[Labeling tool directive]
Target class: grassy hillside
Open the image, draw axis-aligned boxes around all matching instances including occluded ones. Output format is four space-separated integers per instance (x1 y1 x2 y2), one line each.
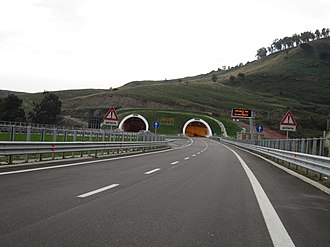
1 38 329 137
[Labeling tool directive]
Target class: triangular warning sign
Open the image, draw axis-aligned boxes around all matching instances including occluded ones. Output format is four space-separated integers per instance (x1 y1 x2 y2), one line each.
103 106 119 121
280 111 297 126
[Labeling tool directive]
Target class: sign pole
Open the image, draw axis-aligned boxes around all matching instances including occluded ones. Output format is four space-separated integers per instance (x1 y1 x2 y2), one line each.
286 131 289 139
249 117 254 142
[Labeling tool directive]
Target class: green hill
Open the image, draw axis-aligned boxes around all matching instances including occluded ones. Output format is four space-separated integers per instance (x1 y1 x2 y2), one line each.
1 38 330 137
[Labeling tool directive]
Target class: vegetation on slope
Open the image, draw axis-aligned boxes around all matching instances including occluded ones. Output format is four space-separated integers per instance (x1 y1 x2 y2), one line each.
1 38 329 138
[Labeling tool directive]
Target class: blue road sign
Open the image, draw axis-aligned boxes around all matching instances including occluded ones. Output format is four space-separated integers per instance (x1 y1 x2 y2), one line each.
153 121 160 129
256 125 264 133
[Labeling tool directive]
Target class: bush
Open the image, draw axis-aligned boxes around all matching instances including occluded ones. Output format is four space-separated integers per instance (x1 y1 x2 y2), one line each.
237 73 245 79
320 52 329 60
300 43 311 50
211 74 218 82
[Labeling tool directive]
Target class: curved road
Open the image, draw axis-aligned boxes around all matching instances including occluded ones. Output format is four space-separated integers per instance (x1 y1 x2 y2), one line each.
0 138 329 246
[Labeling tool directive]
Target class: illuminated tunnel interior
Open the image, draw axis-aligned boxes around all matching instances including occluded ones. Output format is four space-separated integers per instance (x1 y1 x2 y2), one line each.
183 118 213 137
185 122 208 137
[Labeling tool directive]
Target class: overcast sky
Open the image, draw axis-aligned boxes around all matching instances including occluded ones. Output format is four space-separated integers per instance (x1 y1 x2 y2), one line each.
0 0 329 93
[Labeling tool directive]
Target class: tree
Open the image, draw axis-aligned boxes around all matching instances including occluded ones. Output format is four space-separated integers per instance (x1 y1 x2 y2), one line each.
29 92 62 124
0 94 26 122
300 31 315 43
292 34 301 47
315 29 321 39
256 47 267 59
282 36 294 49
272 39 283 51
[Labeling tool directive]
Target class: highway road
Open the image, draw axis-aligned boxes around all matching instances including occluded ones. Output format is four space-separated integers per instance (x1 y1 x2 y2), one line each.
0 138 329 246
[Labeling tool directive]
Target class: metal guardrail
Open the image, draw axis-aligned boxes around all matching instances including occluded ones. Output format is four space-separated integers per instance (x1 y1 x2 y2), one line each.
0 140 168 164
221 139 330 177
0 124 165 142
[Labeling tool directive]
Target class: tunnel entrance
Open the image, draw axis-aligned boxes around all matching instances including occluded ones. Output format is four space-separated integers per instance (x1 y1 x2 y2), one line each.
119 114 149 132
183 118 212 137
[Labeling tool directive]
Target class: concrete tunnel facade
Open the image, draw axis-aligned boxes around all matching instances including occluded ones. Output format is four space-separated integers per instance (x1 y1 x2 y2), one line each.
183 118 213 137
119 114 149 132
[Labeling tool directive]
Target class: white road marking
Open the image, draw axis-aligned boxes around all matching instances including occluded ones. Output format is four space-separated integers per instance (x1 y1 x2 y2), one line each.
197 152 201 155
171 161 179 165
77 184 119 198
234 146 330 196
192 154 196 157
184 157 190 160
145 168 160 175
217 142 295 247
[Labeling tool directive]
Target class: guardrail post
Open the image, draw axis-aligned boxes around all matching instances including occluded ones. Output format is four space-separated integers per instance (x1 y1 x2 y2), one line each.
319 138 324 156
101 130 105 155
306 138 312 154
25 126 32 162
26 126 31 141
39 128 46 161
10 126 15 142
300 139 305 153
312 138 317 155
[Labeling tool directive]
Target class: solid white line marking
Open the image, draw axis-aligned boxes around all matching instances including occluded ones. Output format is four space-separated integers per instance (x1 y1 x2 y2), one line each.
234 146 330 196
77 184 119 198
145 168 160 175
184 157 190 160
218 142 295 247
171 161 179 165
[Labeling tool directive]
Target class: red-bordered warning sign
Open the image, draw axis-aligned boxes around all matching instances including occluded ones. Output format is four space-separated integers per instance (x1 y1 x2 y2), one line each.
103 106 119 126
280 110 297 131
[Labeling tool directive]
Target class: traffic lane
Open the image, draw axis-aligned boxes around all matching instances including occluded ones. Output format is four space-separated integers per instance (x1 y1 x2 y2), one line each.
220 142 330 246
0 138 208 236
0 138 272 247
0 137 205 207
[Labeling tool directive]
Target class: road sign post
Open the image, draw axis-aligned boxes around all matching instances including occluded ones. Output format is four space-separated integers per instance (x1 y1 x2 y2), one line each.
103 106 119 127
231 109 254 141
152 121 160 135
280 110 297 138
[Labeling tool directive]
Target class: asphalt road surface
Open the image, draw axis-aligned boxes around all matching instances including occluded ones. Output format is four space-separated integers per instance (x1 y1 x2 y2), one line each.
0 138 329 247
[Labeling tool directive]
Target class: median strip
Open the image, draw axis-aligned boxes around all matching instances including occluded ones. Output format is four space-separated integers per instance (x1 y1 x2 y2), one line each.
77 184 119 198
145 168 160 175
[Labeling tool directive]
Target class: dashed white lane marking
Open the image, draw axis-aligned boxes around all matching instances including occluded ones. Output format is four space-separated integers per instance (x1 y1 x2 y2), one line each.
197 152 201 155
184 157 190 160
217 141 295 247
192 154 196 157
145 168 160 175
77 184 119 198
171 161 179 165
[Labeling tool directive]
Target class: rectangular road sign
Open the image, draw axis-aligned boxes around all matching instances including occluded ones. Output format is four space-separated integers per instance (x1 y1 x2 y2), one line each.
280 125 296 131
231 109 252 118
